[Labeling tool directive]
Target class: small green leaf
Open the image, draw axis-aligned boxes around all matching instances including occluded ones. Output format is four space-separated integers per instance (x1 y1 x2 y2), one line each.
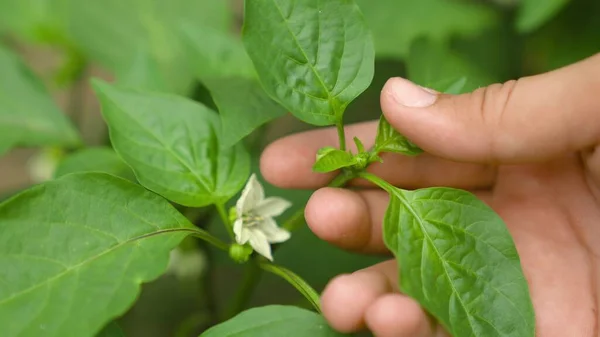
374 116 423 156
242 0 375 125
356 0 497 59
200 305 346 337
363 173 535 337
407 39 495 93
353 137 365 153
0 45 80 156
93 80 250 207
517 0 570 33
54 147 136 182
203 78 286 148
96 322 125 337
0 173 202 337
312 147 356 173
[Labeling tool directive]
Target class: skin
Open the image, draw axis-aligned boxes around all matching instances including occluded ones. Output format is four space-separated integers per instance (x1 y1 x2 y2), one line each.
260 53 600 336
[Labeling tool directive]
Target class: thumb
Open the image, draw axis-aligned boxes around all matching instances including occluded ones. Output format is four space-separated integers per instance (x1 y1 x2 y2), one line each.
380 53 600 164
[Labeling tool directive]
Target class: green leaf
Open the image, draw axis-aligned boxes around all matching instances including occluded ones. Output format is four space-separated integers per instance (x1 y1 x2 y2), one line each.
96 322 125 337
363 173 535 337
200 305 346 337
259 263 321 313
93 80 250 207
374 116 423 156
0 173 201 337
312 147 356 173
67 0 232 93
116 48 169 92
0 45 80 156
0 0 70 44
54 147 136 182
517 0 570 33
203 78 287 148
407 39 495 93
356 0 497 59
523 1 600 73
242 0 375 126
180 22 256 80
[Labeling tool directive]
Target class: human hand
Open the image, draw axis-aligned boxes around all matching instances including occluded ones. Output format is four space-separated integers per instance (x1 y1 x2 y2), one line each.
260 54 600 336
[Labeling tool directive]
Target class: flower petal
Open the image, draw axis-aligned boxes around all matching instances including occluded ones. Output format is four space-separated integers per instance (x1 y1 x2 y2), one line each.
258 218 291 244
248 229 273 261
236 174 264 215
254 197 292 218
233 218 247 244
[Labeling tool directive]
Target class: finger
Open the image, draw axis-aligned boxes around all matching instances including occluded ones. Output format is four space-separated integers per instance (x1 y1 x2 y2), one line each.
305 188 389 254
260 122 495 190
365 294 433 337
305 187 493 254
321 261 400 332
381 53 600 164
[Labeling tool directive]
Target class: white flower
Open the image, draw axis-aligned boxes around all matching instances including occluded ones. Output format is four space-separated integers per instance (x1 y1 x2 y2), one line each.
233 174 292 261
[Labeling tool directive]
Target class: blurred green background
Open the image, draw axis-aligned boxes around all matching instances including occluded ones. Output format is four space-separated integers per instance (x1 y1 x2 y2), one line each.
0 0 598 336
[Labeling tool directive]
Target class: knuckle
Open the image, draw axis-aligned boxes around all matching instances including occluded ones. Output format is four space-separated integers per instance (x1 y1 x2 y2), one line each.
469 80 520 162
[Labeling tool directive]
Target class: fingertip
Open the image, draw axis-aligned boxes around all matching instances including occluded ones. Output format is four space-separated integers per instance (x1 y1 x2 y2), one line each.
321 272 391 333
365 294 431 337
305 188 371 250
259 134 333 188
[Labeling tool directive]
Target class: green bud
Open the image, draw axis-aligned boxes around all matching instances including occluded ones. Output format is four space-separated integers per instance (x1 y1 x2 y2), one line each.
229 207 238 224
229 243 253 264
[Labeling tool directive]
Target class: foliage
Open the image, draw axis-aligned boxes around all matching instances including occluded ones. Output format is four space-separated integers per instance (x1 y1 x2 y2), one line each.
0 0 596 336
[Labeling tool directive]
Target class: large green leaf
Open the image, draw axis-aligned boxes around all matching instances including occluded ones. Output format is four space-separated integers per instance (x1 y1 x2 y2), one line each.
407 39 496 92
201 306 346 337
116 48 169 92
523 0 600 73
54 147 136 182
180 22 256 80
0 45 80 156
180 24 286 147
96 322 125 337
93 80 250 207
517 0 570 33
67 0 232 93
242 0 375 125
0 0 70 43
367 174 535 337
204 78 286 148
0 173 200 337
356 0 497 59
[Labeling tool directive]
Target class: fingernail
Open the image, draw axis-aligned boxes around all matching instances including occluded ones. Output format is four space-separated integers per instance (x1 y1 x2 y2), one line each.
388 78 437 108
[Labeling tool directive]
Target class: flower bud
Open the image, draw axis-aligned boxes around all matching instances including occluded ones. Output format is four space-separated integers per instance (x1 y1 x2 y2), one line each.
229 243 253 263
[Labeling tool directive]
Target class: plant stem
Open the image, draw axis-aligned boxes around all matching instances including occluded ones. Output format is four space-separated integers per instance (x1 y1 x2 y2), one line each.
259 262 321 313
222 261 262 320
216 203 234 239
188 230 229 251
336 121 346 151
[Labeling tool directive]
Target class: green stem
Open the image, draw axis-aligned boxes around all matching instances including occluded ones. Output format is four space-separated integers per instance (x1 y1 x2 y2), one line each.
259 262 322 313
188 229 229 251
216 203 234 239
358 172 396 194
223 261 262 320
336 121 346 151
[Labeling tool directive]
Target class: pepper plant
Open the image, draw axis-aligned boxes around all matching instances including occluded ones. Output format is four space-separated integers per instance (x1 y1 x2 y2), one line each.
2 0 596 336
